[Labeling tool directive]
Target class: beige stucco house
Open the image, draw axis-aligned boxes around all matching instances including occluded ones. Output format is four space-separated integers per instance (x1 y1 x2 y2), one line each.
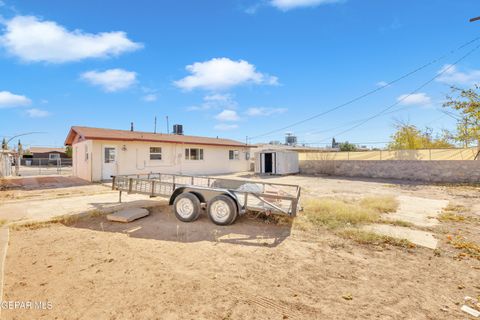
65 126 252 182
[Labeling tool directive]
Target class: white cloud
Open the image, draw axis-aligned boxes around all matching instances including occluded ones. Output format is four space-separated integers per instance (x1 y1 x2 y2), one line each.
214 123 239 131
271 0 342 11
376 81 390 87
436 64 480 86
81 69 137 92
26 108 49 118
142 94 157 102
397 93 432 106
174 57 278 91
0 15 142 63
0 91 31 108
215 109 240 122
246 107 287 116
188 94 237 111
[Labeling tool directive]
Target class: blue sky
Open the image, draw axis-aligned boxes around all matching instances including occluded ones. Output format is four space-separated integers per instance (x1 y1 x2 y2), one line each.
0 0 479 148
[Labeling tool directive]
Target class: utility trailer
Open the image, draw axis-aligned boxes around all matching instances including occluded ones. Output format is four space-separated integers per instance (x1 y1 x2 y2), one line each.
112 173 301 225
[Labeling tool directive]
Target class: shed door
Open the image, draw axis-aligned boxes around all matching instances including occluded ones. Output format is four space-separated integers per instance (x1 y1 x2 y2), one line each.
102 146 117 180
264 152 275 174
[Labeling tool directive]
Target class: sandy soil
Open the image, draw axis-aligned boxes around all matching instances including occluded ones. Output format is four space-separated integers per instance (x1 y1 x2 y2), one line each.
1 174 480 319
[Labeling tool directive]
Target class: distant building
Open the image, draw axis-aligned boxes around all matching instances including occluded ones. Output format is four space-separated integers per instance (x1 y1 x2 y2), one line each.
26 147 68 160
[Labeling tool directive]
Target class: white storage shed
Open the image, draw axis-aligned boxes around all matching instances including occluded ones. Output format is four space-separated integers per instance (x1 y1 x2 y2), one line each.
254 150 299 175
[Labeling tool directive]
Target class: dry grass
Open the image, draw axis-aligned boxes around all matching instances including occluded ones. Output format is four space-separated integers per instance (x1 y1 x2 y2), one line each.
447 235 480 260
300 195 415 248
303 198 380 229
360 195 399 213
438 203 477 223
379 219 414 228
338 228 415 248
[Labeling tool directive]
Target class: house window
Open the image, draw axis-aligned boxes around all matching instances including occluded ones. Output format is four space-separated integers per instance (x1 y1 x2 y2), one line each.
104 148 116 163
245 152 250 160
49 153 60 160
229 150 239 160
150 147 162 160
185 148 203 160
85 145 89 161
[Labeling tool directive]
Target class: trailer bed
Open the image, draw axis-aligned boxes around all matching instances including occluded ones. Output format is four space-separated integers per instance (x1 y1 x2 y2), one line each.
112 173 301 216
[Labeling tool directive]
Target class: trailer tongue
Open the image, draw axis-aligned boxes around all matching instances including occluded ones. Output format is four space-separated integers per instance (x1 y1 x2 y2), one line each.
112 173 301 225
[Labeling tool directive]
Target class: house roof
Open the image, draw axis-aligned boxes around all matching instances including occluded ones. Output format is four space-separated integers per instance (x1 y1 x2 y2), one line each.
29 147 66 154
65 126 253 148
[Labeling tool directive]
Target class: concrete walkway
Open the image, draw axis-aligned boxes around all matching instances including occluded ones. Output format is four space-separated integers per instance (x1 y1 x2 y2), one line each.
383 195 448 227
363 195 448 249
363 224 438 249
0 192 165 224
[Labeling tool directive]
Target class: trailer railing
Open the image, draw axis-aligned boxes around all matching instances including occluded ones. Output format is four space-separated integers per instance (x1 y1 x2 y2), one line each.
112 173 301 216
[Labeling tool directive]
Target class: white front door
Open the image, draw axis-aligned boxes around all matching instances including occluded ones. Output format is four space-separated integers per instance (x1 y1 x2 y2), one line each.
102 146 117 180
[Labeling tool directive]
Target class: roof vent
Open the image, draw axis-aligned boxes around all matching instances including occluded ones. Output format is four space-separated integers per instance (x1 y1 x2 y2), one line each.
173 124 183 135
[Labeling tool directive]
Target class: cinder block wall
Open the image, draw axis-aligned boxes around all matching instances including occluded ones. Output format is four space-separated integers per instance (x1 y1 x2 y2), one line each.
299 160 480 183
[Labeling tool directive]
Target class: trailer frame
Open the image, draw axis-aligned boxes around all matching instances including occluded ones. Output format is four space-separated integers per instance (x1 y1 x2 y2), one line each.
111 173 301 223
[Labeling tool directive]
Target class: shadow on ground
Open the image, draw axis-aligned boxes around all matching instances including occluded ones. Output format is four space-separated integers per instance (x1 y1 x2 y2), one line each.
66 204 293 248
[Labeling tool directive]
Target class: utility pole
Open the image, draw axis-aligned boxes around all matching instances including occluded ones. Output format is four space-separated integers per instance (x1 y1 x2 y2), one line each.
166 116 170 134
154 116 157 133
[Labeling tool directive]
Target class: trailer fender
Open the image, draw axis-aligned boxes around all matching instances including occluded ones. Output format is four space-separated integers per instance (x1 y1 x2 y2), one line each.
169 188 206 205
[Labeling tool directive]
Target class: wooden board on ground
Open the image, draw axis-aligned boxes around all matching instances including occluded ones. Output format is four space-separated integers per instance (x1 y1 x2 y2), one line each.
107 208 150 223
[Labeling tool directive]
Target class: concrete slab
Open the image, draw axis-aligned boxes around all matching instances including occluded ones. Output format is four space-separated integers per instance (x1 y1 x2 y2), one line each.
363 224 438 249
107 208 150 223
384 195 448 227
0 192 162 224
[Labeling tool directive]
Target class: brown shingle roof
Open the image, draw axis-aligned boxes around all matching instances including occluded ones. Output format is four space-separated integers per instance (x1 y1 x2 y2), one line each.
65 126 252 148
29 147 66 154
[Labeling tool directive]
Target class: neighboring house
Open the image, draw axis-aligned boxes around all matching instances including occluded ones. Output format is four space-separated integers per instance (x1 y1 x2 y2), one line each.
27 147 68 160
65 126 252 181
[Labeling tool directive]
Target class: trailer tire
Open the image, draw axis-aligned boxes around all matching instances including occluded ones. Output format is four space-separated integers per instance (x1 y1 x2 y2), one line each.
207 195 238 225
173 193 201 222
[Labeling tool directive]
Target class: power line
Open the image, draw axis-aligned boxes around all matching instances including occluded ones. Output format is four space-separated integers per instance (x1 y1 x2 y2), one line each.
324 43 480 141
248 35 480 141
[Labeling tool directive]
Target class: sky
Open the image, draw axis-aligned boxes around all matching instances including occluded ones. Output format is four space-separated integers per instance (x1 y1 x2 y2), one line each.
0 0 479 149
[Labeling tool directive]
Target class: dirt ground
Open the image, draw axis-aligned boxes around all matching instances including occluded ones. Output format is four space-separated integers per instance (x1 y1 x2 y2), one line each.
1 174 480 319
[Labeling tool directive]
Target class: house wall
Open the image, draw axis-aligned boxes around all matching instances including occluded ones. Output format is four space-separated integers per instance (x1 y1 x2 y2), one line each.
75 140 250 181
72 140 92 181
299 160 480 183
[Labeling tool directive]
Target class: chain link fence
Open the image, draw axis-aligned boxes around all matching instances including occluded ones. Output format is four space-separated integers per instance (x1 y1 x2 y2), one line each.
17 158 73 176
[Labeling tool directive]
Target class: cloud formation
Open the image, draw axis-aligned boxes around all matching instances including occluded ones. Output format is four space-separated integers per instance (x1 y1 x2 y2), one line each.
174 58 278 91
81 69 137 92
271 0 342 11
187 94 237 111
0 91 31 108
0 15 142 63
215 109 240 122
397 92 431 106
436 64 480 86
26 108 49 118
142 94 158 102
245 107 287 116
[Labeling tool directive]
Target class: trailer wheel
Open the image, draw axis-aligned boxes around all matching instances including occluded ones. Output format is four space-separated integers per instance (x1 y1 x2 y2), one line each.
207 195 238 225
173 193 201 222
